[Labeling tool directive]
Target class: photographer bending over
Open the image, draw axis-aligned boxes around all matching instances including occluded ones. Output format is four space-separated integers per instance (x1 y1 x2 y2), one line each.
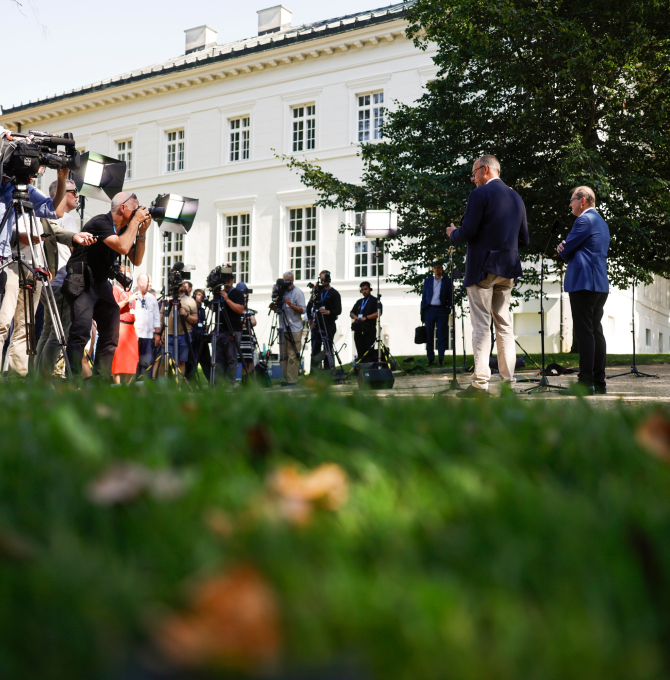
65 191 151 379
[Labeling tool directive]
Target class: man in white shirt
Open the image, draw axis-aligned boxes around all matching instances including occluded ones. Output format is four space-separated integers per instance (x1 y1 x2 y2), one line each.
134 272 161 377
35 179 88 378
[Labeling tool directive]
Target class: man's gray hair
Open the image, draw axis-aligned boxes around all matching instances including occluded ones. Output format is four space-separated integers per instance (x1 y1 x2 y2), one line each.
476 155 501 175
572 185 596 208
283 271 295 279
111 191 138 214
48 178 75 199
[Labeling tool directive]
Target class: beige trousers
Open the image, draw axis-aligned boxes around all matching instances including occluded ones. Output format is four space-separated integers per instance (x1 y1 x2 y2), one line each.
0 262 43 376
280 330 302 384
466 273 516 390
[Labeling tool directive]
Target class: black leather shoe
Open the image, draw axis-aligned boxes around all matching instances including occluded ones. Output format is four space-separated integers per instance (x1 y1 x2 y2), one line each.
438 359 444 367
574 381 595 395
427 359 436 367
594 382 607 395
456 386 490 399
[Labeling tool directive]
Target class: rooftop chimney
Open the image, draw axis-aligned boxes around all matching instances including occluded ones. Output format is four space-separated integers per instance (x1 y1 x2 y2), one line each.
257 5 292 36
184 25 218 54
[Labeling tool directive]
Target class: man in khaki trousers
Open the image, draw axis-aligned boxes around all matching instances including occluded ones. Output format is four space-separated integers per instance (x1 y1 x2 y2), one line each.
447 155 529 396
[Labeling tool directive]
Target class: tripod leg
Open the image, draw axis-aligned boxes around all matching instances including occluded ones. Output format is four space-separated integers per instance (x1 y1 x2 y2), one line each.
41 280 72 379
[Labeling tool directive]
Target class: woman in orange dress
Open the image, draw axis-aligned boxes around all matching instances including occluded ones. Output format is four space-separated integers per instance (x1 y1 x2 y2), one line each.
111 268 139 384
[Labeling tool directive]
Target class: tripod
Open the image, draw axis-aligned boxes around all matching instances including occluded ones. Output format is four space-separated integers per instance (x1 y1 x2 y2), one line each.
211 286 253 386
607 279 659 380
0 181 72 378
439 247 464 393
522 227 567 394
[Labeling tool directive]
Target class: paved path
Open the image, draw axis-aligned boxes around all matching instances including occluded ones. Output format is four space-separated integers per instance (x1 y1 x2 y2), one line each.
322 363 670 403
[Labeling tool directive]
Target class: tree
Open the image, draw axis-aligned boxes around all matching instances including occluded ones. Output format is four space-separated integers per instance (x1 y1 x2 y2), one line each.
284 0 670 294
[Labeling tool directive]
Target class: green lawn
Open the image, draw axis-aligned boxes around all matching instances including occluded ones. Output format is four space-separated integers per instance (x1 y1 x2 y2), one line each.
2 382 670 679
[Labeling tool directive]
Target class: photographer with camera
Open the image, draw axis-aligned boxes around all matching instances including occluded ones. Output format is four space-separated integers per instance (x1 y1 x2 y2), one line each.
350 281 379 363
164 277 198 379
0 166 70 377
35 179 96 379
64 191 151 379
187 288 212 380
269 271 305 385
306 270 341 370
215 271 245 385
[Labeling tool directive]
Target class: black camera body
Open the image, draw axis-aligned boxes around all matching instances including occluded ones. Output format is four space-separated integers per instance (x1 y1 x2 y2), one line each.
109 263 132 291
206 264 234 291
168 262 193 296
1 130 80 184
271 278 291 306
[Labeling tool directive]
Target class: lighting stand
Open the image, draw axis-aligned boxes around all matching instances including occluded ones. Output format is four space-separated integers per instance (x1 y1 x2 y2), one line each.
606 280 659 379
439 246 464 393
0 183 72 379
522 231 567 394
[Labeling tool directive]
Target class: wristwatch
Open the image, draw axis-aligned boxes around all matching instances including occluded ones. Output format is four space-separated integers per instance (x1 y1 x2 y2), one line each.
137 235 146 242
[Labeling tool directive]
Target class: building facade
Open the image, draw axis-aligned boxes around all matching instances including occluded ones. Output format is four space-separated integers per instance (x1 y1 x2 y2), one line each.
2 3 668 364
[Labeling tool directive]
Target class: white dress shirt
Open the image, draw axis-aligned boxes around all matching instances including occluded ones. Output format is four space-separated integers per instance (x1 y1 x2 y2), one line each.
134 291 160 339
430 277 443 306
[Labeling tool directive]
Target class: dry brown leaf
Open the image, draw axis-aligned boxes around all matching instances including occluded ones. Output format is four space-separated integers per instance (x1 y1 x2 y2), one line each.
636 412 670 462
154 565 281 671
204 509 235 538
268 463 349 525
86 463 185 506
246 424 273 460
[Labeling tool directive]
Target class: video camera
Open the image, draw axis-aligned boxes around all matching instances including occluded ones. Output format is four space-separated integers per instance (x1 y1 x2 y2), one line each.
206 264 234 292
168 261 195 296
0 130 80 184
271 278 291 306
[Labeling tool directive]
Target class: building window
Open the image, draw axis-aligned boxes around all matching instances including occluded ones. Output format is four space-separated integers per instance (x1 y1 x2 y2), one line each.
229 117 250 162
660 332 664 353
225 214 250 283
162 232 184 271
646 328 651 346
289 207 316 281
358 92 384 142
292 105 316 152
166 130 185 172
117 139 132 180
352 212 384 278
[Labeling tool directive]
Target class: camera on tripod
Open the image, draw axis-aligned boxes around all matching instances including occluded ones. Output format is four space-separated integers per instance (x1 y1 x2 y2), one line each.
271 278 291 306
0 130 80 183
206 264 234 292
168 261 195 295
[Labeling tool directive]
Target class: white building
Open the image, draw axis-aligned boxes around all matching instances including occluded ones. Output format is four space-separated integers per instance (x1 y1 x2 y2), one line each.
2 2 668 363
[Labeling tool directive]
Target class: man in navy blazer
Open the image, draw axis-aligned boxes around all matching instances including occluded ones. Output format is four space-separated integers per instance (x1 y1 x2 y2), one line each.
558 186 610 394
446 155 529 396
420 264 452 366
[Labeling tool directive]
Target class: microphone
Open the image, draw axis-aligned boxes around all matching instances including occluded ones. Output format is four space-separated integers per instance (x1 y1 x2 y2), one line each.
551 219 560 234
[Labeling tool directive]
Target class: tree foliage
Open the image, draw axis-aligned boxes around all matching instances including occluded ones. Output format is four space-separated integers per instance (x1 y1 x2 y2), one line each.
285 0 670 293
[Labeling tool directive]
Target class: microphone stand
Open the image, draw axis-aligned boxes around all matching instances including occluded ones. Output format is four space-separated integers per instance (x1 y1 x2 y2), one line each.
439 246 464 393
522 225 567 394
605 278 659 380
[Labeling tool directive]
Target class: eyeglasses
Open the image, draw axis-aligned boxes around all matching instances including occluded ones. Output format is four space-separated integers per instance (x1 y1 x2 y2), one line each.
66 189 79 195
122 192 137 206
470 165 485 178
569 197 582 204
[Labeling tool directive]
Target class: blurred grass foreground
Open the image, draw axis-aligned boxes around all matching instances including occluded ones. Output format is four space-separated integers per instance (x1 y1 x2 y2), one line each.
2 382 670 680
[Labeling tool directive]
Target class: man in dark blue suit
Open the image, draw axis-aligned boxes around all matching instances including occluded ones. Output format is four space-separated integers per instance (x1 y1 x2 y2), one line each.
420 264 452 366
558 186 610 394
447 155 529 396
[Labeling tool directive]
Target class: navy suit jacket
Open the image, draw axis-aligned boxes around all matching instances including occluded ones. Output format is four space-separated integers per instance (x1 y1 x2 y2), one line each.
449 179 529 287
421 276 452 312
559 209 610 293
